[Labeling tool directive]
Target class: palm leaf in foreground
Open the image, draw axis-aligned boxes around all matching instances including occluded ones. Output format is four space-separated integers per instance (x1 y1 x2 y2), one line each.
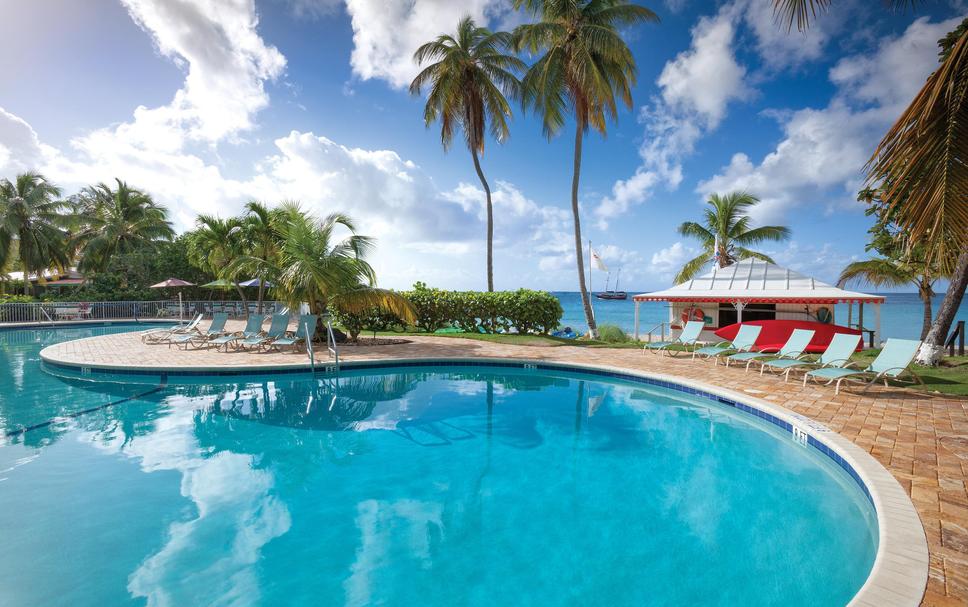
866 25 968 362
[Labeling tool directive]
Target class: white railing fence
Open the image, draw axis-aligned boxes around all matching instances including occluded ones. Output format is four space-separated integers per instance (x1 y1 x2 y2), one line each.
0 300 284 324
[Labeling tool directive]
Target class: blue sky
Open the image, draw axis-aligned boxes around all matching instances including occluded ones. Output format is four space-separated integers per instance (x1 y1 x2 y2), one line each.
0 0 965 291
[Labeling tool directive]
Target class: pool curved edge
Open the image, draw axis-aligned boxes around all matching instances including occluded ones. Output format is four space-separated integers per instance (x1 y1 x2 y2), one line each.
38 352 928 607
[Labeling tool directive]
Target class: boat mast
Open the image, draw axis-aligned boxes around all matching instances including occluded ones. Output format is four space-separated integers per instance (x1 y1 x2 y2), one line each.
615 268 621 291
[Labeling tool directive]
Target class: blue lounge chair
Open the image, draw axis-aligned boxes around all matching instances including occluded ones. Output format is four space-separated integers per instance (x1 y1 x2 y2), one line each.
209 314 266 351
269 314 318 352
803 338 923 395
141 313 203 344
759 333 862 382
726 328 815 371
692 324 762 363
643 321 705 356
170 312 230 349
238 313 290 350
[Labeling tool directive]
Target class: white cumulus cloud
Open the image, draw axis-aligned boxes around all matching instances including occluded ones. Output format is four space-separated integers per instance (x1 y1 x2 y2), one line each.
344 0 508 89
698 15 964 225
595 2 749 228
650 241 699 281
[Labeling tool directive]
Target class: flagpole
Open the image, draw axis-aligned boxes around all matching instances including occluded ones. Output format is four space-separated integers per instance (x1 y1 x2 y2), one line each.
588 239 592 293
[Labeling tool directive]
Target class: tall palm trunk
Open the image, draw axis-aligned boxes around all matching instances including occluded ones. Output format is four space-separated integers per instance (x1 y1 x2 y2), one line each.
918 283 933 341
917 249 968 365
571 123 597 339
257 281 265 315
234 284 249 319
470 147 494 292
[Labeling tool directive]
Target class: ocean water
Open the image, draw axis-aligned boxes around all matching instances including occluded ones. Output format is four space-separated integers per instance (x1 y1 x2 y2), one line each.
0 324 876 606
553 291 968 340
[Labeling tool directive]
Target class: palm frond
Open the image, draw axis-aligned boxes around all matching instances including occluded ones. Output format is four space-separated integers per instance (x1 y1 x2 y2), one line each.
837 258 916 288
673 252 712 284
866 27 968 274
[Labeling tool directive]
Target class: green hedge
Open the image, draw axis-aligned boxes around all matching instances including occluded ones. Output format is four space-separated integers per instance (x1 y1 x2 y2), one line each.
331 283 563 339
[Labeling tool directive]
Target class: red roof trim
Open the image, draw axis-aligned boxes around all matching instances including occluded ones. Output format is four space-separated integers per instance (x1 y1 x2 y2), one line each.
632 296 885 304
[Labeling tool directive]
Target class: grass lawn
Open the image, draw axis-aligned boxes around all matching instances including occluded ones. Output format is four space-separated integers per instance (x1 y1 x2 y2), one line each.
370 330 642 348
366 329 968 396
849 349 968 397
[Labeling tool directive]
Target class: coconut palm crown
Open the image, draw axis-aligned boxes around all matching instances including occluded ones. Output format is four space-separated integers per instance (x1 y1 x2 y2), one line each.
73 178 174 274
513 0 659 338
270 208 416 332
674 192 791 284
0 171 72 295
410 17 524 292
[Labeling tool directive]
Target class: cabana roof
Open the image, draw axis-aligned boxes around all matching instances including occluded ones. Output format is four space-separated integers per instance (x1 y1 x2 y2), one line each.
634 258 884 305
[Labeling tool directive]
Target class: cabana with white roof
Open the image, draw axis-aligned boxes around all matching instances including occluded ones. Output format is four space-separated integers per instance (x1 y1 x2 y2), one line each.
633 259 885 346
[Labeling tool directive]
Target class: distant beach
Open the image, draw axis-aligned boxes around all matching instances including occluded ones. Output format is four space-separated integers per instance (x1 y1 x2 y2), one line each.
552 291 968 341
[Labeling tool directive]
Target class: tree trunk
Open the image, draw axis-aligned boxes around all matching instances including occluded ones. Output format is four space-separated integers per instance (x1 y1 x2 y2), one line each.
470 147 494 292
235 284 249 319
571 123 597 339
918 283 933 341
257 280 265 315
916 248 968 365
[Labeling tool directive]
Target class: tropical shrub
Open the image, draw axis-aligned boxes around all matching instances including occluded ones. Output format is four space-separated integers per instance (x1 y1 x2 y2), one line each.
0 294 33 304
596 324 630 344
371 284 562 334
330 307 407 340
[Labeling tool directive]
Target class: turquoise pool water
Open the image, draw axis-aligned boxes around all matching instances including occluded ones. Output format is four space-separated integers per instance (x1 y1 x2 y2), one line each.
1 325 877 606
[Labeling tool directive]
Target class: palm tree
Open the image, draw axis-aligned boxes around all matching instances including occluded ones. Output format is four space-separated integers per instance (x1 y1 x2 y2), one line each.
772 5 968 364
839 260 938 340
868 20 968 363
186 215 249 310
272 208 415 336
238 201 280 314
673 192 791 284
513 0 659 338
73 178 174 275
0 172 71 296
410 17 524 292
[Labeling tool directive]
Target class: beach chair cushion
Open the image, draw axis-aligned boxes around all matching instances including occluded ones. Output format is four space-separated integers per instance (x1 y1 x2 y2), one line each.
728 329 815 364
763 333 862 372
203 313 229 336
644 321 705 350
761 358 810 370
805 339 922 384
209 334 239 347
271 314 317 349
805 367 859 382
696 324 761 357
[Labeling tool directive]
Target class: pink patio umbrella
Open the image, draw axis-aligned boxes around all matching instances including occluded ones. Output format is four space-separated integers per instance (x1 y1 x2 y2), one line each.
150 278 195 320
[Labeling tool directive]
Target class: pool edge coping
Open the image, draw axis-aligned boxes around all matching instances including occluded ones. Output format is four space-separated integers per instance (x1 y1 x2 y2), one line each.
38 348 928 606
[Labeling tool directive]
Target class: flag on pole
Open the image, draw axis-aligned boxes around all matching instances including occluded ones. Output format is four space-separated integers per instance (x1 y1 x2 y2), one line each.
591 248 608 271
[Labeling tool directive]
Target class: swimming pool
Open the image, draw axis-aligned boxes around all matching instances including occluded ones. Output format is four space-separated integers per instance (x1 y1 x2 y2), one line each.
2 325 881 606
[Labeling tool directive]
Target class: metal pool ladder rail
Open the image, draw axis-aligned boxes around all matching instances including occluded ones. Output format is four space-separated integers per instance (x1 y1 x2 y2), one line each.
326 320 340 375
305 322 317 377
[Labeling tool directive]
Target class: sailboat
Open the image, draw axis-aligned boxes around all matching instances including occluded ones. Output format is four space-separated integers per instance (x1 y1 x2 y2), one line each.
588 244 627 301
595 267 628 300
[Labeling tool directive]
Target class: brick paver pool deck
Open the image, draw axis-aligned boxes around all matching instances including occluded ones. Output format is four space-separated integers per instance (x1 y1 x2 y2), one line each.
40 326 968 606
